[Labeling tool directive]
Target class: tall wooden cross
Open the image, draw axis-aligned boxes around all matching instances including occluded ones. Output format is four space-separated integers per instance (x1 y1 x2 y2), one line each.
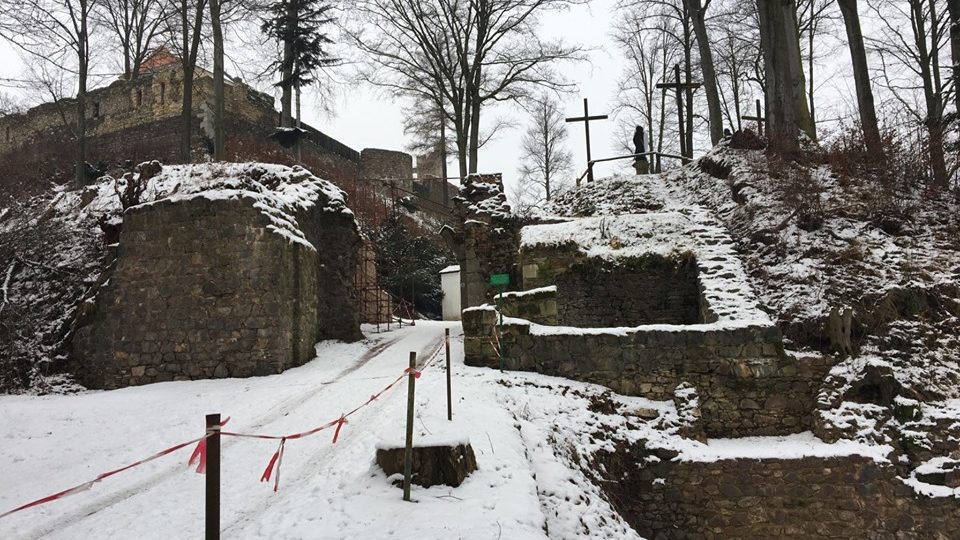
565 98 608 184
742 98 766 136
656 64 701 163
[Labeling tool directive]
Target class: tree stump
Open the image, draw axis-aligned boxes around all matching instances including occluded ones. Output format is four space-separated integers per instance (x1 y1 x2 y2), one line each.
376 442 478 488
827 305 854 357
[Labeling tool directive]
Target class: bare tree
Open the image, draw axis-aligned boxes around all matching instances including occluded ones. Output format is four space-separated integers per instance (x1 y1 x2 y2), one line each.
98 0 165 79
837 0 881 155
612 7 682 171
210 0 224 159
797 0 838 139
867 0 953 187
757 0 814 152
349 0 583 178
682 0 723 145
517 95 572 202
949 0 960 112
164 0 206 161
618 0 696 157
0 0 98 183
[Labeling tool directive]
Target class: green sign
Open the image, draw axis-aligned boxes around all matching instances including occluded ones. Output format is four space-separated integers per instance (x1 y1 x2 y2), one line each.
489 273 510 286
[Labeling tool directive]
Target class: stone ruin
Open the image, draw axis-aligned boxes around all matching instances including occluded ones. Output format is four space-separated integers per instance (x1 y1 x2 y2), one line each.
455 174 960 537
71 163 361 389
461 203 833 437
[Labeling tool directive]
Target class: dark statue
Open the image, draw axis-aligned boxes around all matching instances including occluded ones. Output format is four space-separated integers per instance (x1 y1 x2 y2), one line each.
632 125 649 175
633 125 646 156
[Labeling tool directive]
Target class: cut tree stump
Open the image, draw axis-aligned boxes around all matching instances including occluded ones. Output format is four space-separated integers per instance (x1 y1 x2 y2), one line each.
376 442 478 488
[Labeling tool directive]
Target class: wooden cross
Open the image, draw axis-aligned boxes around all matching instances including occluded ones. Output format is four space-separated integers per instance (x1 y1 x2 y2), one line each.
656 64 700 162
742 98 765 136
565 98 608 184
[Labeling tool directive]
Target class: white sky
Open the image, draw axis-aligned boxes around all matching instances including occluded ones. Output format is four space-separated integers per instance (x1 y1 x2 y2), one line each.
0 0 863 198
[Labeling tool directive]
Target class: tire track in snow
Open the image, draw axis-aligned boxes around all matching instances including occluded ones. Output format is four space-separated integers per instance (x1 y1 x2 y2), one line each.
17 333 406 539
218 333 445 537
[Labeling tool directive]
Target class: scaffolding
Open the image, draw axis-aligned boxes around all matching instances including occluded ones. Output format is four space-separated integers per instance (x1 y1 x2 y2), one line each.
354 240 394 332
342 174 460 331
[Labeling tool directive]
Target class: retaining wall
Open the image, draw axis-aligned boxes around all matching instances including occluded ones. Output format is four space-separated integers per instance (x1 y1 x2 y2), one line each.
596 450 959 539
464 306 833 436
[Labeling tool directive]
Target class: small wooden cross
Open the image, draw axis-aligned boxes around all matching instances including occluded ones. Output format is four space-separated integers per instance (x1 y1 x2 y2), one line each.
742 98 765 136
565 98 608 184
656 64 701 162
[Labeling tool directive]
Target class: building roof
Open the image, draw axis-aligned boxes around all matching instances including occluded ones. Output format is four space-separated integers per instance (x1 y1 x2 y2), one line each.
141 47 178 72
440 265 461 275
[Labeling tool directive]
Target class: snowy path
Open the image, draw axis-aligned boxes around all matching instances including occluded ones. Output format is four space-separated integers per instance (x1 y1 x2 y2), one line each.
0 322 556 539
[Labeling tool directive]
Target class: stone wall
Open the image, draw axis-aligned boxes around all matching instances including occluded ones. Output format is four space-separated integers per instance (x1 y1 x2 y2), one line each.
0 63 398 199
496 286 558 325
464 306 832 436
72 186 361 389
360 148 414 181
452 174 521 309
521 246 703 327
595 450 959 539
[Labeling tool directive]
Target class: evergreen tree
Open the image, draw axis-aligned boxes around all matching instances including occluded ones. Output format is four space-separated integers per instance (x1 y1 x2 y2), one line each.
370 215 454 318
261 0 338 127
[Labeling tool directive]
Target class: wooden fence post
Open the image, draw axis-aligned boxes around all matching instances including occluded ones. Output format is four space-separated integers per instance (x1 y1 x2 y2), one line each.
445 328 452 421
205 413 221 540
403 351 417 501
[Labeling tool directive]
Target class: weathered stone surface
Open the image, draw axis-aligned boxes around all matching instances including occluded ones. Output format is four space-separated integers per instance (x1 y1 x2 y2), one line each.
376 443 478 488
593 451 960 540
523 251 702 327
72 169 361 389
463 306 831 437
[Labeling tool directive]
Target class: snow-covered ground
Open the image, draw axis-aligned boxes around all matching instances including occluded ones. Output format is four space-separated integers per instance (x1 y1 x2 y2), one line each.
0 322 648 539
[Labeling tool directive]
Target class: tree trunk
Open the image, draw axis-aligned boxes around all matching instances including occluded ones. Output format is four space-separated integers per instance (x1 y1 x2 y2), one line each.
685 0 724 145
76 54 87 184
756 0 814 152
211 0 225 161
468 93 481 174
280 0 296 127
683 14 694 157
75 3 88 184
949 0 960 113
913 0 948 187
837 0 882 156
807 25 817 140
181 68 194 161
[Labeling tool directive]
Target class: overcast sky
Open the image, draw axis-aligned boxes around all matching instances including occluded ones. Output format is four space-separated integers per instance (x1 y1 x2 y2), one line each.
0 0 859 199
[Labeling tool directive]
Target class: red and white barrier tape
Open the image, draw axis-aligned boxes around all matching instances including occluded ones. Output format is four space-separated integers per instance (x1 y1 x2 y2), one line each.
0 335 450 519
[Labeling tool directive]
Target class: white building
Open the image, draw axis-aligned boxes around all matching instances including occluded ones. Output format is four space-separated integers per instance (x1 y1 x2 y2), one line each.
439 265 461 321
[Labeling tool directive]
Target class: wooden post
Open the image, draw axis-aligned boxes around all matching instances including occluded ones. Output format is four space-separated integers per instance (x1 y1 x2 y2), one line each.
402 351 417 501
205 413 221 540
445 328 452 421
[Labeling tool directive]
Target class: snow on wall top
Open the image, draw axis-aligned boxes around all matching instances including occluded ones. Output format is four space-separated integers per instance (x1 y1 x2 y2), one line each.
57 162 353 250
521 210 773 327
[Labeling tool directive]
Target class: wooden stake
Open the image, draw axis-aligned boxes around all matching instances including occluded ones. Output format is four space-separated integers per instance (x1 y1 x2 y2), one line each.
205 413 221 540
402 351 417 501
445 328 452 421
